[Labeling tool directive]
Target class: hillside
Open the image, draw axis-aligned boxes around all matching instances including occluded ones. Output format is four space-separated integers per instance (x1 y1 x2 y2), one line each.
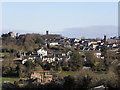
1 33 63 52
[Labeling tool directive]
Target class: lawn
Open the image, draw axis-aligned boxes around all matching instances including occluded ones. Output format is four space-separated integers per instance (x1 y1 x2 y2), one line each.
1 77 19 83
56 71 107 77
0 53 9 58
94 71 107 75
57 71 79 76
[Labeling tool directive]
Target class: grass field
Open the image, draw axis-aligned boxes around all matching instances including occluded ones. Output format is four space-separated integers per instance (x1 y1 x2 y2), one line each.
58 71 78 76
57 71 106 77
1 77 19 83
0 53 9 58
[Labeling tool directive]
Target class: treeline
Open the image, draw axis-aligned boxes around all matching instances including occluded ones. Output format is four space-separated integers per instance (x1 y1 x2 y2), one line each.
2 34 44 52
2 53 43 77
1 33 62 52
2 68 120 90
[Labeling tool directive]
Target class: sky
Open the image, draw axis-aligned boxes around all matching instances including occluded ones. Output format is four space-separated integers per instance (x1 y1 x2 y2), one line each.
1 2 118 38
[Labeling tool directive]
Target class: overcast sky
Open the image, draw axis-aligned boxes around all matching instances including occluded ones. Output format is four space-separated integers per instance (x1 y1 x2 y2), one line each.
1 2 118 38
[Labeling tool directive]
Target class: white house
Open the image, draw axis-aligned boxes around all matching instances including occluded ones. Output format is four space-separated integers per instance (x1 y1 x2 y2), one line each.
22 59 28 64
74 38 80 42
49 42 59 46
112 44 117 48
37 47 47 56
94 52 101 59
92 44 98 49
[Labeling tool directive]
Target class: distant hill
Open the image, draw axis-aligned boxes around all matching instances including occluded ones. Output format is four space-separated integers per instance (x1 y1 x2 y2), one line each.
61 25 118 38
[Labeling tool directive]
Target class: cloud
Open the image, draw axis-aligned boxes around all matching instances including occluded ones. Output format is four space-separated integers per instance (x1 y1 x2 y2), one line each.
61 25 118 38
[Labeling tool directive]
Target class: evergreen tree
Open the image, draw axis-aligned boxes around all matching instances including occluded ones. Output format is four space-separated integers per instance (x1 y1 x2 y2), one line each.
68 51 83 71
101 45 108 70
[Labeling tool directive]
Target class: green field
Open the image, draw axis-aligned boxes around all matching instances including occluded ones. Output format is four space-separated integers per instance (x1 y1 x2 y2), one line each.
57 71 106 77
58 71 78 76
0 53 9 58
1 77 19 83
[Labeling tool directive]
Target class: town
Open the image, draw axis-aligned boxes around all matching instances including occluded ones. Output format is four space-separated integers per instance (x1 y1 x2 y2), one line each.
1 31 120 90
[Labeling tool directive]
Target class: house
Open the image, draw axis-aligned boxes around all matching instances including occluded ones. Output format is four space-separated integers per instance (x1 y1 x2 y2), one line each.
94 52 101 59
83 66 91 70
49 42 59 46
74 38 80 43
93 85 105 90
92 44 98 50
31 71 53 84
64 44 71 48
22 59 28 64
107 39 117 44
54 52 62 57
42 55 55 63
8 32 15 38
112 44 118 48
1 32 15 38
82 40 90 47
37 47 47 56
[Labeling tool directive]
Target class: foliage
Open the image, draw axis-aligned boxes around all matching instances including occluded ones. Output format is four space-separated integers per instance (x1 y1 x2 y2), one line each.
2 34 45 52
63 75 75 90
101 45 108 68
68 51 83 71
16 64 27 78
84 51 97 68
2 54 17 77
24 60 35 69
75 70 94 89
2 69 120 90
101 45 107 57
58 66 62 71
43 62 51 70
24 60 36 78
16 61 43 78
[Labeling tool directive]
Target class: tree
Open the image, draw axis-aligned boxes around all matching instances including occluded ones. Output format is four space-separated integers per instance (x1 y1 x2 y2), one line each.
34 64 43 71
43 62 51 70
2 54 17 76
75 70 93 89
16 64 27 78
114 65 120 88
84 51 97 68
63 75 75 90
101 45 108 69
24 60 36 78
68 51 83 71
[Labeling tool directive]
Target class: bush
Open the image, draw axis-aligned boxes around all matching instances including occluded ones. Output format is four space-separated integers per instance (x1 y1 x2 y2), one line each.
75 70 94 89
